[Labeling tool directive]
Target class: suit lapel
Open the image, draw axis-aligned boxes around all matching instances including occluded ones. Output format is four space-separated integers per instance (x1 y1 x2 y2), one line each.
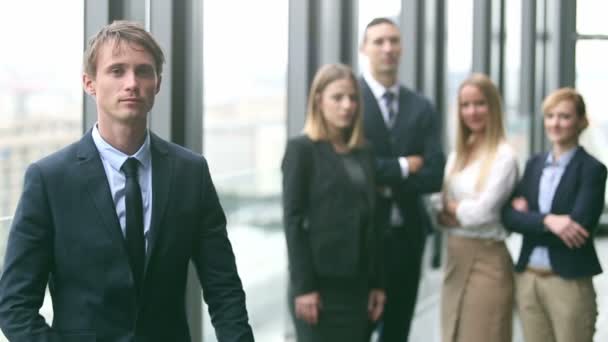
360 78 391 139
529 154 545 211
76 131 128 259
144 133 173 274
391 87 409 133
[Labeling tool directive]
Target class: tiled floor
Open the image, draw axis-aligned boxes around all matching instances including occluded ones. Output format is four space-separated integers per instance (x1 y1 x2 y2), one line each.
2 233 608 342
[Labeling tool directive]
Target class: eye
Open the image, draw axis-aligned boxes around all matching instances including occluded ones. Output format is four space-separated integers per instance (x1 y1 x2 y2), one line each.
136 65 156 78
110 67 124 76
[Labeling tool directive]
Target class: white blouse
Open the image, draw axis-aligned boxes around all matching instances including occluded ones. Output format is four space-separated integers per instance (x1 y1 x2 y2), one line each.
435 142 519 240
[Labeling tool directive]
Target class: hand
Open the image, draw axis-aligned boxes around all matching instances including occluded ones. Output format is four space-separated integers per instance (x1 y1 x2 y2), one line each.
511 197 529 212
444 198 459 216
295 292 322 325
437 211 459 227
406 155 424 174
543 214 589 248
368 289 386 322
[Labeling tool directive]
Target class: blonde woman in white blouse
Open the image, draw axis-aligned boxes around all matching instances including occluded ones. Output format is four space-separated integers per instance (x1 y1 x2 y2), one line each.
436 73 519 342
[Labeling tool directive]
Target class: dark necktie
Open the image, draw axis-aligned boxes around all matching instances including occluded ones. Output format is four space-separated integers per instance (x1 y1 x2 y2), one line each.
122 157 145 295
383 91 397 126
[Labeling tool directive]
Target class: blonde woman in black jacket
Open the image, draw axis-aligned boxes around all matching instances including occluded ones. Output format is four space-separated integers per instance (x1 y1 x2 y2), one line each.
282 63 385 342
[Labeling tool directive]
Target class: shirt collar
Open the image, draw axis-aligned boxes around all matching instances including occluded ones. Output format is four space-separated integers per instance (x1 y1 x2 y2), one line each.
92 124 152 173
545 146 579 168
362 69 400 101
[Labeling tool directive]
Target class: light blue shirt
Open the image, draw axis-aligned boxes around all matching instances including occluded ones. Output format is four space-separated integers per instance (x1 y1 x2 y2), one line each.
92 125 153 248
528 146 578 269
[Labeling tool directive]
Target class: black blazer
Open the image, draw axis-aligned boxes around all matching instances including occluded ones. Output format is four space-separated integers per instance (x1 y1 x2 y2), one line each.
281 135 383 296
0 131 254 342
359 78 445 232
502 147 607 278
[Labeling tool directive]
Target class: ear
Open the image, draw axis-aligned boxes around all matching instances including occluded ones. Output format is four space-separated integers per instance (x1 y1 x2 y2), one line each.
83 73 96 96
155 75 162 94
579 116 589 132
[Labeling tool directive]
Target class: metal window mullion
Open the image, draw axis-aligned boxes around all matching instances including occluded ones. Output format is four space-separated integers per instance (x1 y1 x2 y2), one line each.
472 0 492 74
287 0 315 137
520 0 538 154
83 0 111 133
400 0 424 91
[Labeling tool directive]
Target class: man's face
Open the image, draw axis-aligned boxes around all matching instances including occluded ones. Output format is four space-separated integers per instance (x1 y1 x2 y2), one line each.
360 23 402 75
83 40 161 125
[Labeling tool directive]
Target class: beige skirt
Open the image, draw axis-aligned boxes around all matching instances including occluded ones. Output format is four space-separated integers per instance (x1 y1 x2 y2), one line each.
441 234 514 342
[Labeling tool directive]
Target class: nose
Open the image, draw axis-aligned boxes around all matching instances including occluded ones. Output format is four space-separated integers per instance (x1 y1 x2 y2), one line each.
341 98 356 110
381 41 393 53
124 70 140 92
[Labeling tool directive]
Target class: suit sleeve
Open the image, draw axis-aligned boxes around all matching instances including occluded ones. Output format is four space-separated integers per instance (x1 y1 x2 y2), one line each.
502 157 548 235
0 163 56 342
374 100 445 195
193 159 254 342
569 161 607 233
281 139 317 296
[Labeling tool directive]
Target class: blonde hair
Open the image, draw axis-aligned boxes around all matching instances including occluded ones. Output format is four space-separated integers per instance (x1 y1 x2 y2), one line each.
303 63 366 150
542 87 589 133
449 73 506 192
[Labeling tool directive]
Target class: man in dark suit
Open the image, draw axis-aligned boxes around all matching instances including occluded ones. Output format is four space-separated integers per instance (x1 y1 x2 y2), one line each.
0 21 254 342
359 18 445 342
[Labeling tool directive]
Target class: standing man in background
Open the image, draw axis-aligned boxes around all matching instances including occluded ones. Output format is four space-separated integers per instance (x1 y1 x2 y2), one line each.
0 21 254 342
359 17 445 342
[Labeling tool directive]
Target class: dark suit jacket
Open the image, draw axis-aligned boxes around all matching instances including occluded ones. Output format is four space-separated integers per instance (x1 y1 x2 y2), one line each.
502 147 607 278
0 131 254 342
281 135 383 296
359 78 445 233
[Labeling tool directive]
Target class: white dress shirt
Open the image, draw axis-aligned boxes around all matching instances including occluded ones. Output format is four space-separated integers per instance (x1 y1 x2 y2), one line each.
92 125 153 248
439 142 519 240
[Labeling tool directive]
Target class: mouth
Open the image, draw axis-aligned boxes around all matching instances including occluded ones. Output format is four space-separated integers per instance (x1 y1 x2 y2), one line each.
120 98 143 104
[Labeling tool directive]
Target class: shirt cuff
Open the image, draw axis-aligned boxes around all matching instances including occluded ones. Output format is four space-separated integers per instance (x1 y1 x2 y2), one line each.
398 157 410 178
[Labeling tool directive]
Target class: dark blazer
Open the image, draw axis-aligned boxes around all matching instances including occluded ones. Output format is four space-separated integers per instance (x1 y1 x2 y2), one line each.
281 135 383 296
359 78 445 232
502 147 607 278
0 131 254 342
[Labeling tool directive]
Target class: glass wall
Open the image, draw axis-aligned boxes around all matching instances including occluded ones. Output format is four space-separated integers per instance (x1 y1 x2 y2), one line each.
0 1 83 340
202 1 288 340
0 0 83 261
575 0 608 202
503 0 529 165
444 0 474 151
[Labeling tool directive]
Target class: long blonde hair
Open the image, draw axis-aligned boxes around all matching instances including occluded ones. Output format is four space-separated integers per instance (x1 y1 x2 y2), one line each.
302 63 366 150
449 73 506 192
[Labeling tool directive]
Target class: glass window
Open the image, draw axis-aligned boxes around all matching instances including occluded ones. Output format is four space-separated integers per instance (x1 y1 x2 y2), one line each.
0 2 83 338
577 0 608 35
202 1 287 340
444 0 474 151
0 0 83 259
576 40 608 201
503 0 529 165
